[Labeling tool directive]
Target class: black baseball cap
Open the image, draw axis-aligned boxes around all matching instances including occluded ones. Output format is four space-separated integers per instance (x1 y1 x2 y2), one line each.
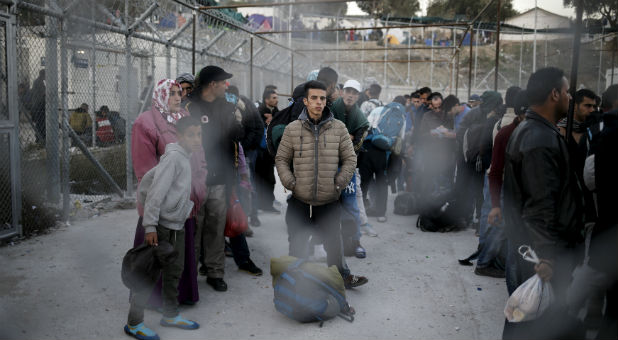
196 65 233 86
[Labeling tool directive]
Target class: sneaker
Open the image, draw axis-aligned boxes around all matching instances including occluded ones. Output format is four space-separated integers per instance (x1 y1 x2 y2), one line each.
344 274 368 289
355 245 367 259
474 266 506 278
308 244 327 262
377 216 387 223
360 223 378 237
206 277 228 291
250 216 261 227
238 259 263 276
159 315 200 330
245 227 254 237
124 323 160 340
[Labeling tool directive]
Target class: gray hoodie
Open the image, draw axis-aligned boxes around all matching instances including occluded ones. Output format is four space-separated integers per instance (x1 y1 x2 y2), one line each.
138 143 194 234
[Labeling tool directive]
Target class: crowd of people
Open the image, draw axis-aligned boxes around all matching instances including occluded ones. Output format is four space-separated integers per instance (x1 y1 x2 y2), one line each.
121 63 617 340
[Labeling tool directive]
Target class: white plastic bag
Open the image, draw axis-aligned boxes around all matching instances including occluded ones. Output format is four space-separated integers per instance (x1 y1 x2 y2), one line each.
503 246 554 322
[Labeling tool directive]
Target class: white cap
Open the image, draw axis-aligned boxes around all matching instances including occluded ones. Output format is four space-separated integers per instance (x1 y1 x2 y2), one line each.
343 79 362 93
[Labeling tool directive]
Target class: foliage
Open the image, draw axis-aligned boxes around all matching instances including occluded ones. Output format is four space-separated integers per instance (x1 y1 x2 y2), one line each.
426 0 518 21
563 0 618 28
358 0 421 19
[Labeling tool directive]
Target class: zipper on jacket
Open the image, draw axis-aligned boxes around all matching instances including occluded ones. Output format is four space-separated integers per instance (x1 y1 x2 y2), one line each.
313 124 319 202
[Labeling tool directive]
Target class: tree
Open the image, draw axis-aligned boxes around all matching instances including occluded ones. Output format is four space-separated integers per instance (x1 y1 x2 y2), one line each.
563 0 618 28
426 0 518 21
358 0 420 19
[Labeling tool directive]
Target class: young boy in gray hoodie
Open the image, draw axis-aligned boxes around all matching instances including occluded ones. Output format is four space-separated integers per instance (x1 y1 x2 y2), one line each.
125 116 202 340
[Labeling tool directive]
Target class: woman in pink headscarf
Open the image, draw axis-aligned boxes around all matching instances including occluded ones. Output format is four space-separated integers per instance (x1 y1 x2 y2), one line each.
131 78 206 306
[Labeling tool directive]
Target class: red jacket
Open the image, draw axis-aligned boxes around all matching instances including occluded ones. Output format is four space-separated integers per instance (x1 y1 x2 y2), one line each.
131 106 207 217
96 116 115 143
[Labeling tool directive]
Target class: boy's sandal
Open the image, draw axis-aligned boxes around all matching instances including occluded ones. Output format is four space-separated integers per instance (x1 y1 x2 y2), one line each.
124 323 160 340
160 315 200 330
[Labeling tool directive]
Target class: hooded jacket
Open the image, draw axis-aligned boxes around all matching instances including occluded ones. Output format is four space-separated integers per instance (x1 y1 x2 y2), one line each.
275 107 357 206
138 143 194 234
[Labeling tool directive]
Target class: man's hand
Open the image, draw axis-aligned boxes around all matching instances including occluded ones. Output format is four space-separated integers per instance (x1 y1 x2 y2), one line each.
145 232 158 246
534 260 553 282
487 207 502 226
264 113 273 125
349 134 354 141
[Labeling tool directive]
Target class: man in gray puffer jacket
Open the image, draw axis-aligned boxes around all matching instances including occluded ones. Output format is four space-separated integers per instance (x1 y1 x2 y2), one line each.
275 80 368 289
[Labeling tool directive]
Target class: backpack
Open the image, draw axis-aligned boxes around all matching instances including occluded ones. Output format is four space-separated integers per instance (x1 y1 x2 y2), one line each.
272 259 354 325
394 191 416 216
367 102 407 155
415 191 458 232
266 84 306 156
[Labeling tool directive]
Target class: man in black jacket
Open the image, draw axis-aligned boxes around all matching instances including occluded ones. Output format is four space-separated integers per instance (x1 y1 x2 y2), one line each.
502 67 584 339
255 87 281 213
187 66 262 292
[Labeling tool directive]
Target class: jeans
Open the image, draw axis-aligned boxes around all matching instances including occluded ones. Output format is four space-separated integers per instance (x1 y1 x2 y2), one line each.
341 173 362 241
128 226 184 325
285 196 350 278
477 174 506 268
505 240 519 295
355 169 369 226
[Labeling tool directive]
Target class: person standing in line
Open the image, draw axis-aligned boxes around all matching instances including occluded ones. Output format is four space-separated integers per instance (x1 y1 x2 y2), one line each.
187 66 262 293
502 67 585 339
125 115 202 340
275 80 368 289
255 87 281 214
131 79 205 308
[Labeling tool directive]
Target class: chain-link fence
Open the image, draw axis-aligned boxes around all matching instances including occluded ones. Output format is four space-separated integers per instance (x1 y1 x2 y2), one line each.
6 0 314 238
5 0 616 239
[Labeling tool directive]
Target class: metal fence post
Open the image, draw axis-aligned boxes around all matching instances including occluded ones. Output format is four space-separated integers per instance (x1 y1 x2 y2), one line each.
519 26 523 87
60 17 69 221
166 45 171 78
91 0 97 146
597 26 604 94
468 26 474 99
125 0 133 197
192 10 196 75
494 0 502 91
250 37 253 100
45 0 60 203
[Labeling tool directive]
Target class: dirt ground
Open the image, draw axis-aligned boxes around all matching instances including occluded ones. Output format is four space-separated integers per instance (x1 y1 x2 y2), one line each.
0 181 508 340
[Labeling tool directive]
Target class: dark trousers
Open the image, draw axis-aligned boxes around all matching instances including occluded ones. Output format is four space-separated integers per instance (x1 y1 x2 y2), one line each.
255 148 276 208
285 196 350 278
454 158 484 223
128 226 184 325
244 149 258 219
358 146 388 217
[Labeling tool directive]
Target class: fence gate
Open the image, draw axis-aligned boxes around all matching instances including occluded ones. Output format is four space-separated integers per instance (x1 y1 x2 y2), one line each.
0 11 20 239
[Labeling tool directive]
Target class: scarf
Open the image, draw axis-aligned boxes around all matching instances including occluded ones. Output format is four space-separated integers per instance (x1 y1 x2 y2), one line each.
152 78 183 124
557 117 586 133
